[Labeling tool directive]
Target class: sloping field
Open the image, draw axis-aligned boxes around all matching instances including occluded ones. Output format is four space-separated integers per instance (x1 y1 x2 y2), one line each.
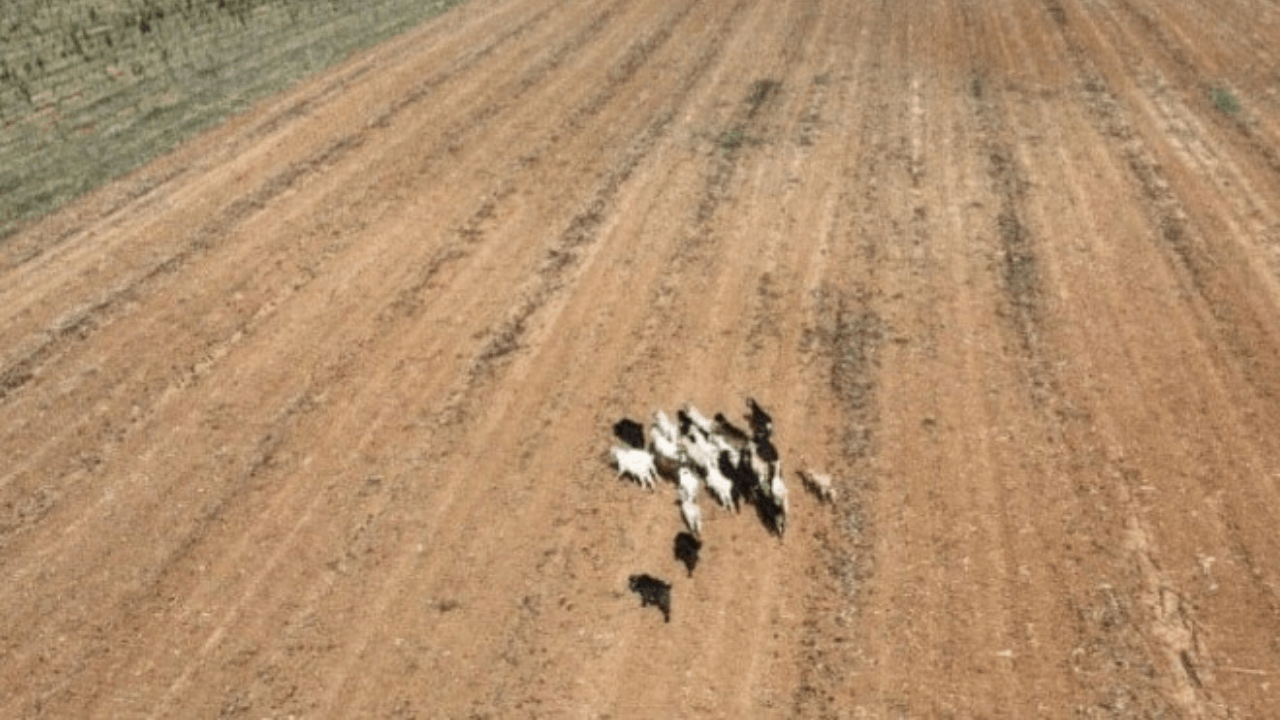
0 0 463 239
3 0 1280 715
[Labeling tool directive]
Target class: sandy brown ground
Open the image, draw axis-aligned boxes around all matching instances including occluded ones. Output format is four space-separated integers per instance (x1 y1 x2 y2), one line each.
4 0 1280 716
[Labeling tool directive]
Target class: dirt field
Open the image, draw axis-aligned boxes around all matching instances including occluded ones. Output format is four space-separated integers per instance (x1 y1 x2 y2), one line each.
4 0 1280 715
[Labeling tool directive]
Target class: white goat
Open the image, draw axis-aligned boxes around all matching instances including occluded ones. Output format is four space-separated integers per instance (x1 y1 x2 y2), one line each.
704 461 736 511
682 403 715 437
611 446 658 491
741 446 772 496
679 497 703 538
677 466 701 503
707 432 736 457
653 409 679 444
770 459 789 516
681 431 718 474
649 425 684 474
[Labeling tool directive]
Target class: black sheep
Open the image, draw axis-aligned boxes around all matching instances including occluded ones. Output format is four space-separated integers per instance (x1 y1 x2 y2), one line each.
628 574 672 623
613 417 645 450
673 532 703 577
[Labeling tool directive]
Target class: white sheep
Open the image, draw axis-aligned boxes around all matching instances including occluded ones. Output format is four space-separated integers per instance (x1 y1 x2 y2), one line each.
679 497 703 538
677 466 701 503
611 446 658 491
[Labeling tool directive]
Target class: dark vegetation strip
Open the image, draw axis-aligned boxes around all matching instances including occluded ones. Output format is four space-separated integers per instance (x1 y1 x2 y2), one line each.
438 0 747 426
0 0 600 543
603 0 784 440
0 133 360 404
1104 0 1280 209
737 0 825 355
374 0 634 321
0 135 360 548
1044 0 1280 402
0 0 594 407
693 79 782 229
968 3 1243 714
968 62 1059 412
791 6 894 713
1044 0 1280 692
0 0 615 562
476 3 801 705
6 386 324 717
0 0 470 241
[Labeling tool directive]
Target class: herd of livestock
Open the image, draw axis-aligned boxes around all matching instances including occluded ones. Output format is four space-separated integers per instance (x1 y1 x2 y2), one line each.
609 398 836 623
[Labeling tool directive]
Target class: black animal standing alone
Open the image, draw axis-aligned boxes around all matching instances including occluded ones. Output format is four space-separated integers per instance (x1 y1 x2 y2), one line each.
673 532 703 577
628 574 672 622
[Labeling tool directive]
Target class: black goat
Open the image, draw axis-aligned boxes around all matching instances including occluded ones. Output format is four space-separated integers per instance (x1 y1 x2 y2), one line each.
628 574 672 623
722 449 756 508
613 418 645 450
746 397 773 438
753 433 779 464
733 446 788 537
673 532 703 577
713 412 751 449
756 492 787 538
676 409 694 438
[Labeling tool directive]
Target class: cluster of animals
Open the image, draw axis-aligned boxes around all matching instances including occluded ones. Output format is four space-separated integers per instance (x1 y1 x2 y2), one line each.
610 398 837 623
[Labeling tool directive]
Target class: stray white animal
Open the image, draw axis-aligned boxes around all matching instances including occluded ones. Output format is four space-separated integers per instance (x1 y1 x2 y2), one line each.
677 466 701 503
679 497 703 538
611 446 657 491
798 458 837 503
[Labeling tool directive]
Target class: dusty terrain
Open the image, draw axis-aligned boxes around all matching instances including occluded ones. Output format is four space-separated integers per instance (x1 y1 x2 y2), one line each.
4 0 1280 716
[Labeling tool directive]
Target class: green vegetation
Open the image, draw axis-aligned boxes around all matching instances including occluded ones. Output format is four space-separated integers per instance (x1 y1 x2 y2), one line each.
1 0 466 240
719 128 745 154
1209 85 1241 116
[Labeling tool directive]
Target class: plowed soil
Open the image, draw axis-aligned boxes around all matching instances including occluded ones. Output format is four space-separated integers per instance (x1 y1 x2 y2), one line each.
5 0 1280 716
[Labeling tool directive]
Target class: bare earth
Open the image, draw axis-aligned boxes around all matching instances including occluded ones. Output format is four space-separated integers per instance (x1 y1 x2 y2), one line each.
4 0 1280 716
